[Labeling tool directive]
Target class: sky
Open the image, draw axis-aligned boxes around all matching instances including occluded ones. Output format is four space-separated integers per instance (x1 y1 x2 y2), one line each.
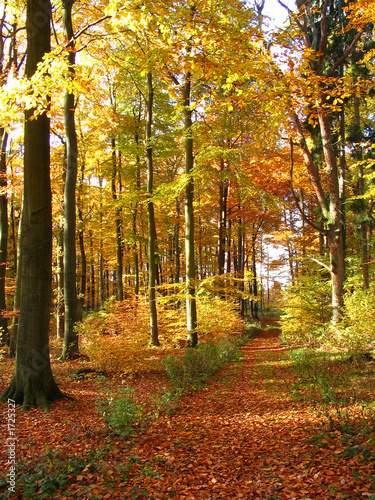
262 0 296 28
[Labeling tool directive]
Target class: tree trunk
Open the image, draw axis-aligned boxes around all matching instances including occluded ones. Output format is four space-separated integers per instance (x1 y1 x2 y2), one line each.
77 162 86 317
146 72 159 346
218 160 228 275
354 93 369 289
61 0 78 359
1 0 64 409
56 225 64 339
237 216 245 317
9 198 23 358
174 197 181 284
0 128 8 342
133 100 142 296
251 230 259 320
318 109 345 323
111 138 123 300
183 71 197 347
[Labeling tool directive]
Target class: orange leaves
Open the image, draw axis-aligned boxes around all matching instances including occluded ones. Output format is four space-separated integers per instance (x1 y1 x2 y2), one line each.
2 319 375 498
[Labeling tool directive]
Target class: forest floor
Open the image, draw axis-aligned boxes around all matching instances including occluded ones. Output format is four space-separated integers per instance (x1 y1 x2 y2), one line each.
1 317 375 499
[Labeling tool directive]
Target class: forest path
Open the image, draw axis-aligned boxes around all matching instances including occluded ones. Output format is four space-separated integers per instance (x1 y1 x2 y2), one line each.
121 318 370 499
1 317 373 499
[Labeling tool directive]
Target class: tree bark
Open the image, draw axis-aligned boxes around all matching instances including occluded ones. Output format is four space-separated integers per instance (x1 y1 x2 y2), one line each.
9 197 23 358
146 72 159 346
61 0 78 359
218 159 228 276
111 138 123 300
183 71 197 347
0 128 8 342
77 161 86 316
1 0 64 409
354 93 369 289
56 225 64 339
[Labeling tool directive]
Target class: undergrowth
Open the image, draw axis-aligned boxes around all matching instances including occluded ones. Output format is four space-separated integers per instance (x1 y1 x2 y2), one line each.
286 347 375 406
164 338 242 394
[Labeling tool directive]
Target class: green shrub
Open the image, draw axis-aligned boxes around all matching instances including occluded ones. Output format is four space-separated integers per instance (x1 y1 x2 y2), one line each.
244 319 262 338
164 339 241 393
279 274 331 346
97 387 145 436
334 283 375 355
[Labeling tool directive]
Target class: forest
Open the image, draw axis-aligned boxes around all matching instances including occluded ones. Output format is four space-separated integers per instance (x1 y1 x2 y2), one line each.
0 0 375 498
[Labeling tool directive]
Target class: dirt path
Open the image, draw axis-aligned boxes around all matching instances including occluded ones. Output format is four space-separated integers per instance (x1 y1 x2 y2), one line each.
120 319 374 499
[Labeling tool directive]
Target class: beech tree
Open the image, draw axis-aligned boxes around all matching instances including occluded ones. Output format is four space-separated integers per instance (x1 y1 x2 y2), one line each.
286 0 365 322
1 0 64 409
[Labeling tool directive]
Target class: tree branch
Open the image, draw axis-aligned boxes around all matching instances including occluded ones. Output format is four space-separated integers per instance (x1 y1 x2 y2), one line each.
307 254 331 272
327 31 363 77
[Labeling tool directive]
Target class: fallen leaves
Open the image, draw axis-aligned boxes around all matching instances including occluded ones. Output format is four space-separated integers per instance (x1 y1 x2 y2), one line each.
1 318 375 499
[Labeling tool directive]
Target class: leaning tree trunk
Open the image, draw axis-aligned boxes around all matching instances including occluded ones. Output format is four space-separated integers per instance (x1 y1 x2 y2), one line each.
1 0 64 409
183 71 197 347
61 0 78 359
146 71 159 346
0 128 8 342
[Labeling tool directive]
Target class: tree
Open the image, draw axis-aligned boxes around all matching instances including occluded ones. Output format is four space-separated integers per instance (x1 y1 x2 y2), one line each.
285 0 364 323
1 0 64 409
61 0 79 358
146 71 159 346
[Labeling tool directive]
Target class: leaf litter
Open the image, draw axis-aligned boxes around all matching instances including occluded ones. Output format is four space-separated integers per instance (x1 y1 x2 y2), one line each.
1 318 374 499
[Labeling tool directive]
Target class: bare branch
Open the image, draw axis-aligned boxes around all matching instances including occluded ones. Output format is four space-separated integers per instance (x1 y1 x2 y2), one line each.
327 31 363 77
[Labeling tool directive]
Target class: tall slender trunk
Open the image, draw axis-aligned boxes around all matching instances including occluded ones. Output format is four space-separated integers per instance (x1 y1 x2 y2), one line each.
354 93 369 289
174 197 181 284
77 161 86 317
99 176 105 309
9 197 23 358
111 138 123 301
146 72 159 346
0 128 8 342
237 216 245 317
132 111 141 296
218 159 228 276
251 229 259 320
183 71 197 347
61 0 79 359
56 225 64 339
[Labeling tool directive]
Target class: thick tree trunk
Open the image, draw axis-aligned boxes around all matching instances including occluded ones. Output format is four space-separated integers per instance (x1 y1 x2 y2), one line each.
61 0 78 359
292 111 345 323
0 128 8 342
1 0 64 409
183 72 197 347
146 72 159 346
318 109 345 323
